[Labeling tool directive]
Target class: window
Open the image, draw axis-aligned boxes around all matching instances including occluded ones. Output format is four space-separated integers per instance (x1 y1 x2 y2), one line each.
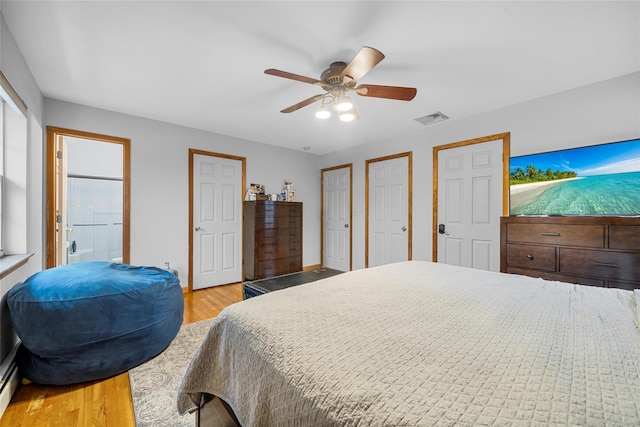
0 70 28 257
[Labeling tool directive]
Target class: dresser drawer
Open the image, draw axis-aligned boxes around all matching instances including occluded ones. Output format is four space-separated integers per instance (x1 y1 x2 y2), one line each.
257 216 302 230
258 228 302 245
609 225 640 250
506 223 604 248
256 256 302 278
559 248 640 282
608 281 640 290
258 242 302 261
506 244 556 271
506 267 605 287
256 203 302 218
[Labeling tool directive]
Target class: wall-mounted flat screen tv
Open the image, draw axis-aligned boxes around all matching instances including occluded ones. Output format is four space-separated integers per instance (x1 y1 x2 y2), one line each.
509 138 640 216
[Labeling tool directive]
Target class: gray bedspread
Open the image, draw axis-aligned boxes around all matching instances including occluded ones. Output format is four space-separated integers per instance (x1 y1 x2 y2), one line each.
177 261 640 426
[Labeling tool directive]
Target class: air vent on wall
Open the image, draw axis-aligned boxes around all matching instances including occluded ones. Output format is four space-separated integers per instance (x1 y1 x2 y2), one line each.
414 111 449 126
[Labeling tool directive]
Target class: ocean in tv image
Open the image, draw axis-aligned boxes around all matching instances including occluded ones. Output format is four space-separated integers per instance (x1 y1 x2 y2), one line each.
509 138 640 216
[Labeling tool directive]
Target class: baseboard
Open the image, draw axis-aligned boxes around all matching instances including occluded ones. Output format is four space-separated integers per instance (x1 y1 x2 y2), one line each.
0 363 20 419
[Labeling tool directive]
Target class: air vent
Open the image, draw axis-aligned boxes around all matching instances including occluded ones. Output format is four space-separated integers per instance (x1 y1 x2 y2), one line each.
414 111 449 126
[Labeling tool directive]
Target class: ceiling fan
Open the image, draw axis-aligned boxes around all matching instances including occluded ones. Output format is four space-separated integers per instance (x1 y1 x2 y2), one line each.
264 46 417 122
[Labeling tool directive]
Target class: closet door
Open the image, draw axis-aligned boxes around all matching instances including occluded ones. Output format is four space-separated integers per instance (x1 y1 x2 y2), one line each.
192 153 243 289
366 153 411 268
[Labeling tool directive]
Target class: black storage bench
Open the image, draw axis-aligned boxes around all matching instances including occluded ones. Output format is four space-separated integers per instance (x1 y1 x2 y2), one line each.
243 268 343 299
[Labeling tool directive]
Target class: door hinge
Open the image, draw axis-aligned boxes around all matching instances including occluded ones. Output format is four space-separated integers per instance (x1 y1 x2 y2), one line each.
56 151 63 159
56 215 62 223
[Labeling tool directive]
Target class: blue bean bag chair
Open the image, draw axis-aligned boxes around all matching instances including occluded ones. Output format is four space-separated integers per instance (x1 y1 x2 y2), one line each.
7 262 184 385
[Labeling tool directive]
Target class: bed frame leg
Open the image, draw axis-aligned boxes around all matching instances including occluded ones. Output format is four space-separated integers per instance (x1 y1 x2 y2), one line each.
194 394 240 427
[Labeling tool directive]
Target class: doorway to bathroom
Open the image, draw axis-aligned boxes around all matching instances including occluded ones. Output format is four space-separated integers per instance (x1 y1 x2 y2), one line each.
46 127 130 268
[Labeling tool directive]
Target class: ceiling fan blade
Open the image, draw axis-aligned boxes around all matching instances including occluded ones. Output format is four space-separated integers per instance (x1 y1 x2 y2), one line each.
355 84 417 101
341 46 385 82
281 94 326 113
265 69 324 86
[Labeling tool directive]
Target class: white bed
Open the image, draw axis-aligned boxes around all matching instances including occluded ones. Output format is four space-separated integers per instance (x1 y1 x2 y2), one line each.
177 261 640 426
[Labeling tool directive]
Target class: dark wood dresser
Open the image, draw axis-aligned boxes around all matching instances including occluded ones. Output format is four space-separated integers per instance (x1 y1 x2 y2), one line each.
500 216 640 290
243 200 302 281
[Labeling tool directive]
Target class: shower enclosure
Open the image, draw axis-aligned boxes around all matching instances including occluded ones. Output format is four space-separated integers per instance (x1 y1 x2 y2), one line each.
62 137 124 265
66 175 123 264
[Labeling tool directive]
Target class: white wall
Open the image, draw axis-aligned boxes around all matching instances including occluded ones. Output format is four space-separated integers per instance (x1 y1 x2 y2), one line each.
44 99 322 281
318 72 640 270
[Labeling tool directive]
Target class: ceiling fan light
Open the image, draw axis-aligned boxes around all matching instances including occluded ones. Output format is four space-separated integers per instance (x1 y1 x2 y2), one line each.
339 108 359 122
315 105 331 119
335 95 354 112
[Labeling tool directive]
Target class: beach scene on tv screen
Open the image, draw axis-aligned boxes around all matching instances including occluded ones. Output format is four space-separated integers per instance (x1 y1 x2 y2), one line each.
509 139 640 216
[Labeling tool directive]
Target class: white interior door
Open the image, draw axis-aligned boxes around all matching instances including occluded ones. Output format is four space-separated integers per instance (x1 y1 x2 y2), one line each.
436 139 504 271
323 166 351 271
192 154 242 289
368 154 410 267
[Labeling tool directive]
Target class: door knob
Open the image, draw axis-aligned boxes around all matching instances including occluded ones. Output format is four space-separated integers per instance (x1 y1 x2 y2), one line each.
344 224 349 228
194 226 201 231
401 226 407 232
438 224 450 236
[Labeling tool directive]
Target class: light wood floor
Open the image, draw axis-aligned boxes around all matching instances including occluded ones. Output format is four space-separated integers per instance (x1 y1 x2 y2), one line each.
0 283 243 427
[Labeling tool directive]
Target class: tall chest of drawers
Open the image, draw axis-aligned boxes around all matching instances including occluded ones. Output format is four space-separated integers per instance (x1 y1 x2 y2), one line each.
500 216 640 290
243 201 302 281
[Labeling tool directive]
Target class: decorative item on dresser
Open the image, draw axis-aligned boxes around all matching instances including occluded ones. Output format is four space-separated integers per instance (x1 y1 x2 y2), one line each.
500 216 640 289
243 200 302 280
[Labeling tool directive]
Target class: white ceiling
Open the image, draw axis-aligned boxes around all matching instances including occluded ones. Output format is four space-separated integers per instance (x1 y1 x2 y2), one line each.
2 1 638 154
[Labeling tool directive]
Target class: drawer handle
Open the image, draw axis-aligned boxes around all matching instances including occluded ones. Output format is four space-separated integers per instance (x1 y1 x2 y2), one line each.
541 232 561 237
594 262 619 268
527 255 534 260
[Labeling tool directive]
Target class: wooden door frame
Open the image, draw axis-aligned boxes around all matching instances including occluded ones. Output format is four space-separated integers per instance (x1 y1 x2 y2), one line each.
320 163 353 271
188 149 246 292
45 126 131 268
432 132 510 262
365 152 413 268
